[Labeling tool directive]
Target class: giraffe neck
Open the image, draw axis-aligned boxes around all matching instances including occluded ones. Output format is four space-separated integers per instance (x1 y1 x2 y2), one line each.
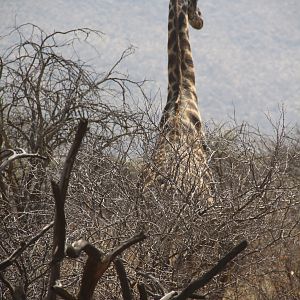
161 0 203 134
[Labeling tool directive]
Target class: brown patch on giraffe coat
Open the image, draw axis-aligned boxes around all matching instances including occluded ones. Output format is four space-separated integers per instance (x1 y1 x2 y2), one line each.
188 111 201 128
183 70 195 84
180 38 191 52
178 12 187 29
191 90 197 99
182 59 194 71
183 53 193 65
169 8 174 19
168 53 177 66
168 72 177 86
167 90 178 104
168 30 177 49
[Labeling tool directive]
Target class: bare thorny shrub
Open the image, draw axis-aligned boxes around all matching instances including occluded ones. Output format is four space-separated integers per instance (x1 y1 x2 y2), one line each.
207 119 300 299
0 24 145 299
69 118 300 299
0 24 300 299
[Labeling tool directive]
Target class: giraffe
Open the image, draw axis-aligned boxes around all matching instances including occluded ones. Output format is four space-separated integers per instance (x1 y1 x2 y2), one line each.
142 0 212 196
133 0 214 284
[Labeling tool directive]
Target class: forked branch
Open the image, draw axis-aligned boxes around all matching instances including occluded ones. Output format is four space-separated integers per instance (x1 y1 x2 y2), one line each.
46 119 88 300
0 148 47 173
53 232 146 300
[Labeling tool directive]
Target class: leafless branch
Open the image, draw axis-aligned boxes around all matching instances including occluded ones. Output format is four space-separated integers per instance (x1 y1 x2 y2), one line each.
63 232 146 300
160 291 178 300
0 148 47 173
114 258 133 300
52 284 77 300
137 282 148 300
0 222 54 271
173 240 248 300
46 119 88 300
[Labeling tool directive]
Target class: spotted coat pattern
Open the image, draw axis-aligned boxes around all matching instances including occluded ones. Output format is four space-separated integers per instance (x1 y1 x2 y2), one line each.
143 0 211 195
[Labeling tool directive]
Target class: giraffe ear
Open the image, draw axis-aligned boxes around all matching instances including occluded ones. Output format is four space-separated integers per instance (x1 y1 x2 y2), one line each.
189 8 203 30
188 1 203 30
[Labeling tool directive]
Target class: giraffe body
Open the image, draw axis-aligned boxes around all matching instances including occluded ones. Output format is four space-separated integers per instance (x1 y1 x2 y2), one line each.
135 0 213 278
143 0 211 195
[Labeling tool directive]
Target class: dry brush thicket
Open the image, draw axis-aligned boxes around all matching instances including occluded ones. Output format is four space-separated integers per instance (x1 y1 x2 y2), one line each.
0 25 299 299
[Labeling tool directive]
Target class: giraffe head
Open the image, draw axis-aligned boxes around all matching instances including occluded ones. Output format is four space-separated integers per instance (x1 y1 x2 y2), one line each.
187 0 203 30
